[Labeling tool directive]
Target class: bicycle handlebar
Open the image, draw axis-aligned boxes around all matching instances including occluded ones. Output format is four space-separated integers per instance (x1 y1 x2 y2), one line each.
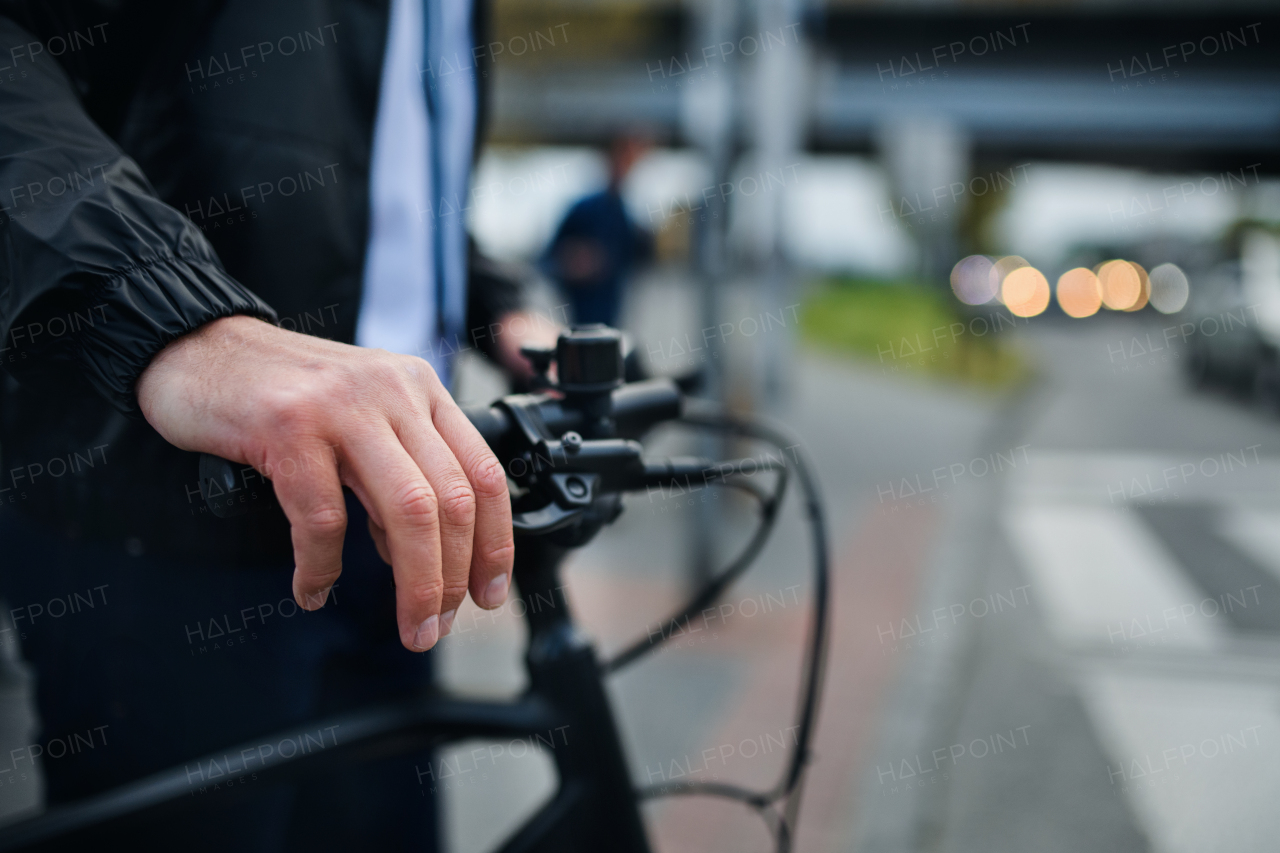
462 377 682 449
197 327 698 535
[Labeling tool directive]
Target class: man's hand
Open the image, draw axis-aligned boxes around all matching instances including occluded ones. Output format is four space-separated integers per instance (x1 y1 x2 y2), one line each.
136 315 515 652
489 309 563 381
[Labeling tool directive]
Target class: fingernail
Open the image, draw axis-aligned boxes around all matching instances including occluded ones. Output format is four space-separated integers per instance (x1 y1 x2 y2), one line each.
440 609 457 638
483 574 510 608
412 615 439 650
301 587 330 610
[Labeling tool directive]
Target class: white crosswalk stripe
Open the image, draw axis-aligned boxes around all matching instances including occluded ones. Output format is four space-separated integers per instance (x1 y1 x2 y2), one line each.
1003 504 1225 651
1003 452 1280 853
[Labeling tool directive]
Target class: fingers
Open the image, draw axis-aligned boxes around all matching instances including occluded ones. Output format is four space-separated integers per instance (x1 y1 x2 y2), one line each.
269 446 348 612
345 428 446 651
246 351 515 654
394 424 477 638
429 397 515 611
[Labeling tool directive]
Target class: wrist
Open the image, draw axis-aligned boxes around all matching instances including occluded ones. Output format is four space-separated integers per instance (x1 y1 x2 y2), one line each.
136 314 275 422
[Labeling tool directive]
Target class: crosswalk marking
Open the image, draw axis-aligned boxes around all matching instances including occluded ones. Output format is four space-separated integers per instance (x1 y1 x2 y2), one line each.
1003 450 1280 853
1006 451 1280 505
1003 504 1226 650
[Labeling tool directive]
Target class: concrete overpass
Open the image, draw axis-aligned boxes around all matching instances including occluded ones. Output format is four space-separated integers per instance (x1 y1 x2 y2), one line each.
488 3 1280 173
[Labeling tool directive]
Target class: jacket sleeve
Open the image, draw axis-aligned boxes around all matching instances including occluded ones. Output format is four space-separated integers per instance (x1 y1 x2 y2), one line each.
0 16 277 415
466 238 527 362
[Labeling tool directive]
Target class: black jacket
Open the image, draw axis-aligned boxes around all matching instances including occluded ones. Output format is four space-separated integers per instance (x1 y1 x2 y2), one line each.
0 1 517 563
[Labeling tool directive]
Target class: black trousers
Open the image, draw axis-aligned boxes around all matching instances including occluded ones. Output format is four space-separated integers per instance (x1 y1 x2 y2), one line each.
0 493 438 851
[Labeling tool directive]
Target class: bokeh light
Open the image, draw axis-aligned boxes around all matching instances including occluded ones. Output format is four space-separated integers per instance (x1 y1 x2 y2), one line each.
1123 262 1150 312
1098 259 1141 310
950 255 998 305
1149 263 1190 314
989 256 1029 304
1002 266 1051 317
1056 267 1102 318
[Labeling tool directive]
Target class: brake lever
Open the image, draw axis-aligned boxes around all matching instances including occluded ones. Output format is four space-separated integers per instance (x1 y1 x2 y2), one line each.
512 503 585 534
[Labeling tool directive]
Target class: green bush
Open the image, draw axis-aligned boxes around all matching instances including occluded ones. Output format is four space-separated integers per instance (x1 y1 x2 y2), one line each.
799 278 1026 388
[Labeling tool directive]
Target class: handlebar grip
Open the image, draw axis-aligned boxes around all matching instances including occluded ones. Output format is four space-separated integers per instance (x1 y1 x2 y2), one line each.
460 404 511 450
195 406 510 520
198 452 252 519
610 379 682 439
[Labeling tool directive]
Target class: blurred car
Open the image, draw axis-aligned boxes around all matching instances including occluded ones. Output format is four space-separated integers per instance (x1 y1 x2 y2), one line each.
1184 230 1280 412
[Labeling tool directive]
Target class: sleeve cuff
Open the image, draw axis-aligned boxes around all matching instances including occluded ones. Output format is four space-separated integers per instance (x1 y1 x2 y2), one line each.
77 253 278 414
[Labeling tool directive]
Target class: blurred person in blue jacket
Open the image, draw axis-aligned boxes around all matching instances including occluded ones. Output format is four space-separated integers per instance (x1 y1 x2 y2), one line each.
544 134 654 327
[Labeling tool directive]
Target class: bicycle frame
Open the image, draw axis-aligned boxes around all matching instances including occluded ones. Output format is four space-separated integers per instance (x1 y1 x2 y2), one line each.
0 534 652 852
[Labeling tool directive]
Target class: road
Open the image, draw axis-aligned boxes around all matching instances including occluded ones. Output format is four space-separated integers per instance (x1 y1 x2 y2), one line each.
853 312 1280 853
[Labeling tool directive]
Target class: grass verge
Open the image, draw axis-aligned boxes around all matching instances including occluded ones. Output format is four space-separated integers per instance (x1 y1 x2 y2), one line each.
798 278 1027 388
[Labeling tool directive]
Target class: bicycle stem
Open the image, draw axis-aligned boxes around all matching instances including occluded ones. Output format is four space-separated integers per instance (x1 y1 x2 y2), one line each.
498 535 652 853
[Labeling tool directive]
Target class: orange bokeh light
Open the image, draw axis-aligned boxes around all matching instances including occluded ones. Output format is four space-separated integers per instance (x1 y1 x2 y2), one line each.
1002 266 1051 317
988 256 1029 303
1099 260 1141 310
1056 267 1102 318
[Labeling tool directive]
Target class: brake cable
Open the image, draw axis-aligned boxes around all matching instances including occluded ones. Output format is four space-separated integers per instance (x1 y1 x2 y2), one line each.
605 410 831 853
602 458 788 673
